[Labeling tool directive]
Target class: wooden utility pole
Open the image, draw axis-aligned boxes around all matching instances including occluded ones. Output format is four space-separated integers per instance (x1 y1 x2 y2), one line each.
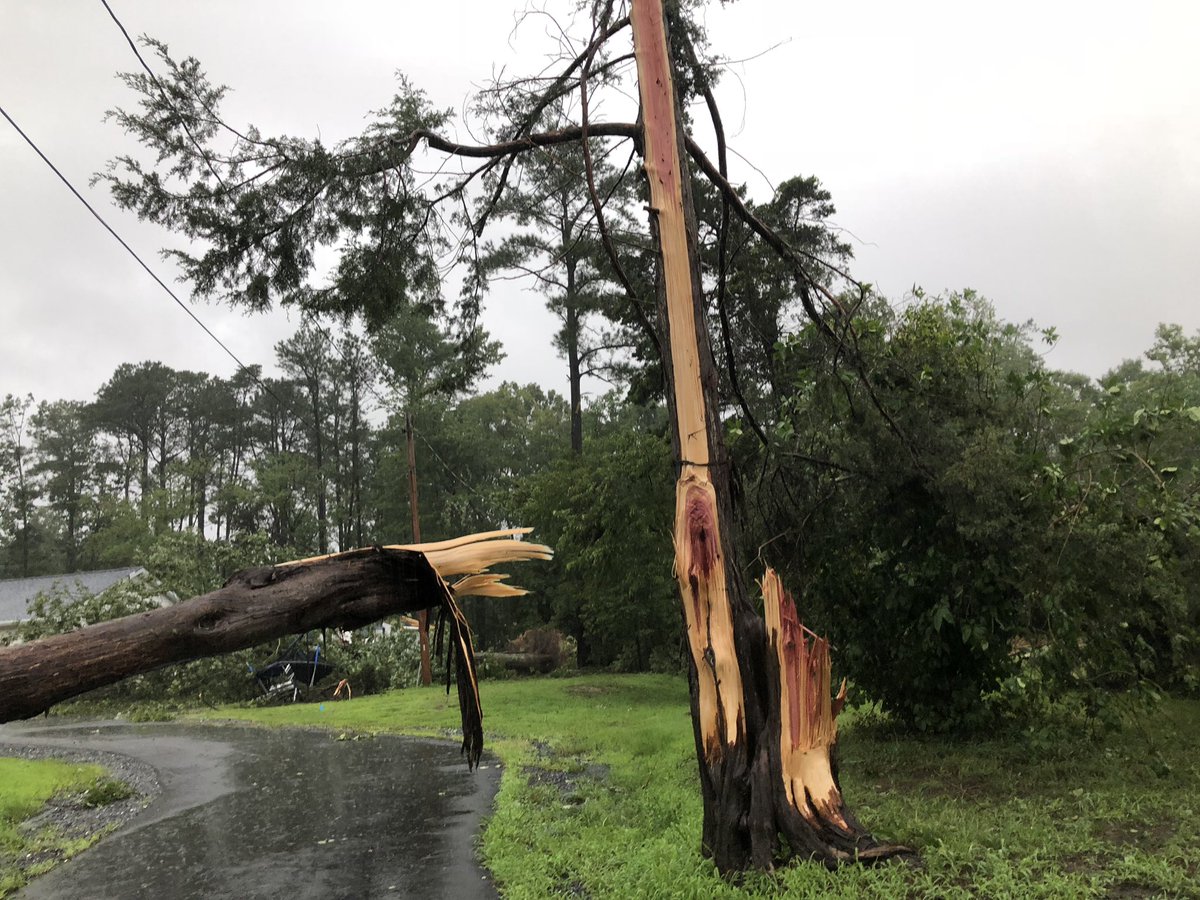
630 0 909 871
406 412 434 686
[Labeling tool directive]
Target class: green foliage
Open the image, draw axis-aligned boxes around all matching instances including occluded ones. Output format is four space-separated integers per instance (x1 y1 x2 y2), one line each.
100 40 493 375
516 412 679 670
751 298 1200 732
754 294 1052 730
15 531 297 707
335 627 423 695
80 779 136 808
15 580 161 644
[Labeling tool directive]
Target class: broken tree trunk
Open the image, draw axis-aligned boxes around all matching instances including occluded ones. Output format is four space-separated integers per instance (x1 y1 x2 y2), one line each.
0 530 550 769
630 0 910 871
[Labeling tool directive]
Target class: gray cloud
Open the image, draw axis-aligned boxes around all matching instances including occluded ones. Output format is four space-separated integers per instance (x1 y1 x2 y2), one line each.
3 1 1197 408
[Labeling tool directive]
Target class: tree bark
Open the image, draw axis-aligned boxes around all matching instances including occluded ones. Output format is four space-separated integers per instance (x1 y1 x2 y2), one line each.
406 412 434 687
630 0 911 871
0 530 552 768
565 260 584 456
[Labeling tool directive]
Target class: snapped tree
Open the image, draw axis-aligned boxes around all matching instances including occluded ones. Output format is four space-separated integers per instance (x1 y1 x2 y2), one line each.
0 530 551 768
95 0 911 871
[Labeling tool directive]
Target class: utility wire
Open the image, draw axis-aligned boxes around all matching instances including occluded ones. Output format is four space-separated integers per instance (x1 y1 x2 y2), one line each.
96 0 483 515
98 0 227 187
0 103 283 406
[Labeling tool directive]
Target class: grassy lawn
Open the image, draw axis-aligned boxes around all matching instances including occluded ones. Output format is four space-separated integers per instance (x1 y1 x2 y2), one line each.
0 757 111 896
201 674 1200 898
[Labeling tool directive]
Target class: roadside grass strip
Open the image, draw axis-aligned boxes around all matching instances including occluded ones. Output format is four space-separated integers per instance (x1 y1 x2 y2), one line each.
0 757 110 896
203 674 1200 899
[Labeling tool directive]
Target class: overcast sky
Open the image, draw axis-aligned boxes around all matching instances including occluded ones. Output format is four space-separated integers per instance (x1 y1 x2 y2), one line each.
3 1 1198 408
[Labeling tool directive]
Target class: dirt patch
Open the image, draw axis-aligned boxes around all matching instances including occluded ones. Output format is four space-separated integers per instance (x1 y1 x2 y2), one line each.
553 876 591 898
1060 852 1102 876
1104 880 1158 899
1094 821 1175 852
523 763 610 804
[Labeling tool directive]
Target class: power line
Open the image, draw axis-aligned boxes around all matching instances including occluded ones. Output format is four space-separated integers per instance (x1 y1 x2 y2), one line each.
99 0 391 417
0 103 283 405
98 0 227 187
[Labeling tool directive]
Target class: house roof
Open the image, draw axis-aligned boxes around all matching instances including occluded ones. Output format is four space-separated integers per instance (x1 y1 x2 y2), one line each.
0 567 147 627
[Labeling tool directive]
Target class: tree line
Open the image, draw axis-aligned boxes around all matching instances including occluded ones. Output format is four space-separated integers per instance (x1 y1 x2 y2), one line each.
2 2 1195 734
5 303 1197 728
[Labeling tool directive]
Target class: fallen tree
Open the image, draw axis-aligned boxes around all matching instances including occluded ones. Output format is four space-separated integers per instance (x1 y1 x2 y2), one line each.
0 530 550 768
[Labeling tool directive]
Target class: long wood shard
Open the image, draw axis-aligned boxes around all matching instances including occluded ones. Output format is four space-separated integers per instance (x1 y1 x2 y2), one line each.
674 478 744 758
762 568 913 862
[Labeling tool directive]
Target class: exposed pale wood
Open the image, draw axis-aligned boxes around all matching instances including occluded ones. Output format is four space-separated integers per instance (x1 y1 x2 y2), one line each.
762 569 848 830
451 573 529 598
672 478 744 754
281 531 553 579
632 0 743 762
629 0 912 871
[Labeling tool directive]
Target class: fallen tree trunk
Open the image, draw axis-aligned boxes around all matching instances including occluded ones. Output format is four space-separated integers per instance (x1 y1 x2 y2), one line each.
0 531 550 768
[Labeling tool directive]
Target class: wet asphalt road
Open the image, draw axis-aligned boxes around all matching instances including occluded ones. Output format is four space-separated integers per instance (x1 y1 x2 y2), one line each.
1 720 499 899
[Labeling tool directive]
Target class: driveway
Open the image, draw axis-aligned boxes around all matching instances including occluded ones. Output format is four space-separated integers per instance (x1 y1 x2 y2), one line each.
1 720 500 899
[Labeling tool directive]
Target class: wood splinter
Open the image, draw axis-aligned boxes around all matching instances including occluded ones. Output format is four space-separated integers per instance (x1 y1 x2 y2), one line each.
763 568 913 864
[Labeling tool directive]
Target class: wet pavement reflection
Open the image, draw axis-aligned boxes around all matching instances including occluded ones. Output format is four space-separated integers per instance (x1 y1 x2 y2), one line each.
3 721 499 899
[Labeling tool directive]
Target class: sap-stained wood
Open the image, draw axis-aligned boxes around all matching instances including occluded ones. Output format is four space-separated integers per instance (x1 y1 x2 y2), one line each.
630 0 912 871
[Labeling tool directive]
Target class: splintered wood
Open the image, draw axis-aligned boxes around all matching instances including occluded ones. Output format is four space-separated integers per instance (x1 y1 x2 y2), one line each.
762 568 851 833
0 529 552 771
674 478 744 758
632 0 744 762
283 527 553 591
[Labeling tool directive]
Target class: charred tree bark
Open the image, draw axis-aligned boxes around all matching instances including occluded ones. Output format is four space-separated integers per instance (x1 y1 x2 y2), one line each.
631 0 911 871
0 531 552 769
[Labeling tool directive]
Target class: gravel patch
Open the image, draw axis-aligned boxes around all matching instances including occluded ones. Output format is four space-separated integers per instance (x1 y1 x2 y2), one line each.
0 741 161 844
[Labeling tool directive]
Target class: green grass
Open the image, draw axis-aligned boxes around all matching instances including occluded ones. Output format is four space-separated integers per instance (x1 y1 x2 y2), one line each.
0 757 112 896
200 675 1200 898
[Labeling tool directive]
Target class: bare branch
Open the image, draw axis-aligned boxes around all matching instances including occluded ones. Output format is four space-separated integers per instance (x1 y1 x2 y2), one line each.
579 2 662 361
472 14 632 235
678 30 768 449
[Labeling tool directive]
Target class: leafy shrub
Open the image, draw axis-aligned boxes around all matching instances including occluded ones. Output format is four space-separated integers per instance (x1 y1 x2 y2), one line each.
335 625 423 695
754 298 1200 732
